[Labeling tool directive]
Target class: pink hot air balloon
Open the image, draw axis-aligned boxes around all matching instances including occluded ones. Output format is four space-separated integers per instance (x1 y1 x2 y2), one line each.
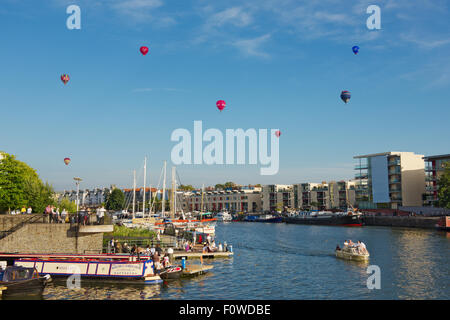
140 46 149 55
64 157 71 165
275 130 281 138
216 100 226 112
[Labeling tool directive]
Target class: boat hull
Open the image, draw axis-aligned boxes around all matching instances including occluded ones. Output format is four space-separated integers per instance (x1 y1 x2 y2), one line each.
284 215 363 226
13 258 162 284
335 250 369 261
0 277 48 296
158 266 183 280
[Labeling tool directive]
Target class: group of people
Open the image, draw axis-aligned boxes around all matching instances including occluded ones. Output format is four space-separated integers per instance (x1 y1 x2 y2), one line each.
9 206 32 215
44 205 69 223
108 238 171 271
336 239 368 255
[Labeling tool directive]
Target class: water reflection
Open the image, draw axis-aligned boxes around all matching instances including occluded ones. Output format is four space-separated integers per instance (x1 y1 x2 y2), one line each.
16 223 449 300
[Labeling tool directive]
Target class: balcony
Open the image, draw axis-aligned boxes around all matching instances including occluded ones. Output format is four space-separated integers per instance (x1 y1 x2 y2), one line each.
355 173 368 179
389 179 401 184
355 164 368 170
388 168 401 175
388 159 401 166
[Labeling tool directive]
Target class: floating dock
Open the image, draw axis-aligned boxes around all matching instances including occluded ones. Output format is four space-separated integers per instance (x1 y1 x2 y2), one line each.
182 264 213 276
173 251 233 259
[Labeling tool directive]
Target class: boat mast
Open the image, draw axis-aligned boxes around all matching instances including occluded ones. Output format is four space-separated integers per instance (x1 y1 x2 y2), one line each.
162 160 167 218
143 157 147 218
132 170 136 219
171 166 176 219
201 183 205 221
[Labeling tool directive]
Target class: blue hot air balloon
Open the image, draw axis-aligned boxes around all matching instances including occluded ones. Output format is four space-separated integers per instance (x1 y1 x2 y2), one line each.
340 91 351 103
352 46 359 55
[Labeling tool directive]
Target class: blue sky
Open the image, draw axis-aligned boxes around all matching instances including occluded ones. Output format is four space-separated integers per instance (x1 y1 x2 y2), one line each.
1 0 449 191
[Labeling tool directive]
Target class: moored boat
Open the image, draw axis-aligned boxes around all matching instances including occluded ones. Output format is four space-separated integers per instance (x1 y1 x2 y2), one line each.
436 216 450 231
158 265 183 280
0 265 51 296
1 253 163 284
284 210 363 227
244 214 282 223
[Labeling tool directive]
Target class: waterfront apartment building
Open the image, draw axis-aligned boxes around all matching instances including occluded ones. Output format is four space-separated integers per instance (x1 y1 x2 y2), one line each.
261 185 294 212
354 152 425 209
423 154 450 206
181 190 262 213
293 181 356 211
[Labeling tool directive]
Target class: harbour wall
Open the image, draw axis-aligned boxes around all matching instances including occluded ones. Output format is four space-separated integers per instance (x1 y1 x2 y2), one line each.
0 215 104 254
362 216 440 229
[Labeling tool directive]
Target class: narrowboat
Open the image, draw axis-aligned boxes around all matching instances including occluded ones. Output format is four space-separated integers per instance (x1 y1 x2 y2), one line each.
0 253 163 284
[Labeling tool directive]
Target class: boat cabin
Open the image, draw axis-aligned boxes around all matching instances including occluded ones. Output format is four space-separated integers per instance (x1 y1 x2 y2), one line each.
1 266 39 283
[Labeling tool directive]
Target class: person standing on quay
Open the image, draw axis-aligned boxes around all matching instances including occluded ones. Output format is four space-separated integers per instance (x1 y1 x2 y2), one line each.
21 206 26 215
27 206 32 214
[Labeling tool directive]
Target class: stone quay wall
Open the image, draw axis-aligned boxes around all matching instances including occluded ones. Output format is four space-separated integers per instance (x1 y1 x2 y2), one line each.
0 215 104 254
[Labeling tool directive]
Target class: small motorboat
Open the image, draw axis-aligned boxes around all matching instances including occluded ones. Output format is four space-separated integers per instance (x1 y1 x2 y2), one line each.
158 265 183 280
0 265 51 296
335 246 369 261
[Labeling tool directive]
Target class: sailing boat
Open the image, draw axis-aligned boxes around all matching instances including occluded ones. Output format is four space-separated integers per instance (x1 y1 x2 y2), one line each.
194 184 216 234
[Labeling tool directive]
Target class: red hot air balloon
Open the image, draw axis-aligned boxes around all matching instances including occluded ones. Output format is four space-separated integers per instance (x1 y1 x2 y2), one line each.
64 157 71 165
275 130 281 138
61 74 70 85
140 46 149 55
216 100 226 111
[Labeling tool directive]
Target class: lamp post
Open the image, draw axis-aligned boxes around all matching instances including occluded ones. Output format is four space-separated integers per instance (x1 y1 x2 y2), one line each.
74 177 83 217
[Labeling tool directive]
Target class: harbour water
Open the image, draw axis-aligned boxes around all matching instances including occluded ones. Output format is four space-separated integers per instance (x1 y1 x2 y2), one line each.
11 223 449 300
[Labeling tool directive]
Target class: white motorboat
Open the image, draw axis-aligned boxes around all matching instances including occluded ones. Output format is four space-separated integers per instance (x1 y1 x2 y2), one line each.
335 246 369 261
216 211 232 222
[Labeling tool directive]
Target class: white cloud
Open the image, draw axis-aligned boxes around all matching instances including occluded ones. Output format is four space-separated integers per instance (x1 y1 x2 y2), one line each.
233 34 271 58
206 7 252 28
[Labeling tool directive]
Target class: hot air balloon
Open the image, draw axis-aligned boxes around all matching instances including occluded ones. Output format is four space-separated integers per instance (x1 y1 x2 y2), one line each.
140 46 149 55
216 100 226 112
61 74 70 85
64 157 71 165
340 91 351 103
275 130 281 138
352 46 359 55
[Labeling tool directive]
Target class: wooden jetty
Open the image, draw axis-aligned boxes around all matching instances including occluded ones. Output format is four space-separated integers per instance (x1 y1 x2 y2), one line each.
182 264 214 276
173 251 233 259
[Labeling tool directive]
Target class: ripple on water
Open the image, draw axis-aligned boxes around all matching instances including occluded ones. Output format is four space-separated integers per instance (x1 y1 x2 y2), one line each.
39 223 449 300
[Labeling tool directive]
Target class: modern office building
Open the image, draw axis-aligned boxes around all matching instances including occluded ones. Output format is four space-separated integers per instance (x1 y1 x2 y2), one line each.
423 154 450 206
354 152 425 209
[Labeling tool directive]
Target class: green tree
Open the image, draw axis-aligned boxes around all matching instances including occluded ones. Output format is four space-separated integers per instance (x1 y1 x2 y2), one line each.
0 152 54 213
215 184 225 190
224 182 235 189
57 198 77 213
437 161 450 209
105 188 125 211
179 184 194 191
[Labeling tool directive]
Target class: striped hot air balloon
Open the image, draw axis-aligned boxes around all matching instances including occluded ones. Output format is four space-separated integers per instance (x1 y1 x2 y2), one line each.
64 157 71 165
340 91 351 103
61 74 70 85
